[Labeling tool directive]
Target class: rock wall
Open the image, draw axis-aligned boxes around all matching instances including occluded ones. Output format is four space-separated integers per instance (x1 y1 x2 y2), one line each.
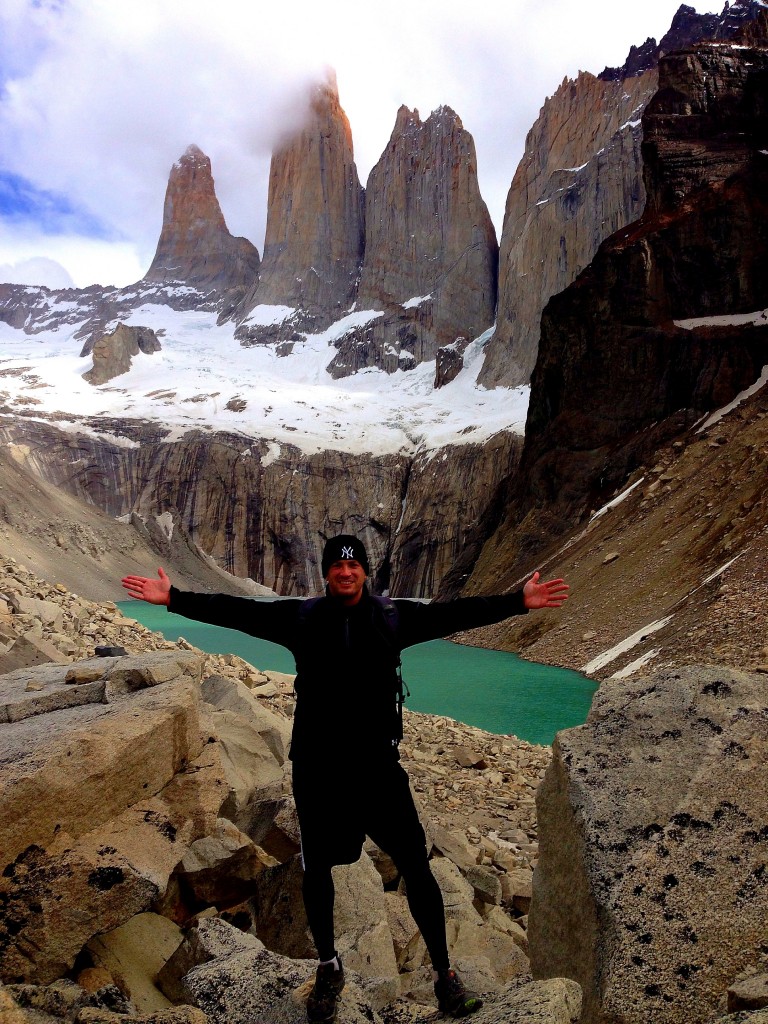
328 105 497 377
481 69 655 388
481 0 768 389
236 70 365 341
0 421 522 598
530 664 768 1024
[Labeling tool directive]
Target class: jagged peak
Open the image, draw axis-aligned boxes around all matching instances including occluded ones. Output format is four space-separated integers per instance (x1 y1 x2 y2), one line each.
597 0 768 80
427 104 463 130
173 144 210 173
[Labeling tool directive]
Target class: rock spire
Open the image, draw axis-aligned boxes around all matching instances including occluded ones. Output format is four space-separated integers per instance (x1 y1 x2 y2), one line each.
236 70 365 341
143 145 261 301
329 104 497 377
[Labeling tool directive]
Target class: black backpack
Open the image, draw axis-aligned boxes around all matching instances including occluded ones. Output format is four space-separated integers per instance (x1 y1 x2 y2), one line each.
297 594 410 743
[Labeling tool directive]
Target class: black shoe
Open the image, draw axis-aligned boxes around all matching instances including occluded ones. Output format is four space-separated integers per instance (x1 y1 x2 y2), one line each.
307 957 345 1023
434 968 483 1018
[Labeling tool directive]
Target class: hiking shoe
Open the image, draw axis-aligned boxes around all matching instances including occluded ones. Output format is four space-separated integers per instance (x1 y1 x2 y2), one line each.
307 957 345 1023
434 968 483 1017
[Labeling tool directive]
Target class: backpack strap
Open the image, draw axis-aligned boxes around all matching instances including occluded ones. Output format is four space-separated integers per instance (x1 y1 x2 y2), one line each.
370 596 409 744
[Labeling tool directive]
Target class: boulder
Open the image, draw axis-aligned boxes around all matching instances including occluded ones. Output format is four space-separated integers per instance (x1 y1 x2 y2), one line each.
84 324 161 386
1 977 132 1021
0 739 225 983
431 859 528 987
200 675 290 764
465 865 502 906
728 974 768 1013
331 856 399 1006
470 978 582 1024
1 654 205 870
429 823 477 871
530 665 768 1024
76 1008 208 1023
179 920 382 1024
382 891 424 971
177 818 274 909
0 633 67 674
156 915 260 1004
248 854 313 958
210 709 287 827
85 913 182 1013
249 852 399 1005
501 867 533 914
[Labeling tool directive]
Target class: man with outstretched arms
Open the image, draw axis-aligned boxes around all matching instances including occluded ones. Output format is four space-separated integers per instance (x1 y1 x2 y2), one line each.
122 535 568 1022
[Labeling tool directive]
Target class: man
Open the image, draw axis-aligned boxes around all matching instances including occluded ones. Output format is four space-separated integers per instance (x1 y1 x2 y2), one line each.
122 535 568 1021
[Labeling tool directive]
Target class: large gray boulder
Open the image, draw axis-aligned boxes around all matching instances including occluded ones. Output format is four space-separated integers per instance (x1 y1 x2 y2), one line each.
530 665 768 1024
471 978 582 1024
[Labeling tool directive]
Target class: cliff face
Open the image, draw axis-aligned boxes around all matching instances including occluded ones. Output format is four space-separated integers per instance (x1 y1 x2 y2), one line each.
481 70 655 388
460 22 768 596
328 106 497 377
143 145 261 312
236 71 365 342
481 0 768 389
0 420 521 599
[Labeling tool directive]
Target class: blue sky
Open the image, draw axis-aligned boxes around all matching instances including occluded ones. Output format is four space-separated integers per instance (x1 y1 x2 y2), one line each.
0 0 725 289
0 168 112 236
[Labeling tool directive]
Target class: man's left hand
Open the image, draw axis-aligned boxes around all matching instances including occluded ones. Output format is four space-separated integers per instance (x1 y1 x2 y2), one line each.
523 571 569 609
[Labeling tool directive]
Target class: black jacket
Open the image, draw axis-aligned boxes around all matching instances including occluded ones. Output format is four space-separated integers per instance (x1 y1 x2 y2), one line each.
168 586 528 764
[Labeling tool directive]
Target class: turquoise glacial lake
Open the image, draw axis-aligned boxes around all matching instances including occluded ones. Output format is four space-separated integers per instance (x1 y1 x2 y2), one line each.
118 600 597 746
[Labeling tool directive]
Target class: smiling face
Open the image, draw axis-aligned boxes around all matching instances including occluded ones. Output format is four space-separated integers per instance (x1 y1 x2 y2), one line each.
325 558 367 605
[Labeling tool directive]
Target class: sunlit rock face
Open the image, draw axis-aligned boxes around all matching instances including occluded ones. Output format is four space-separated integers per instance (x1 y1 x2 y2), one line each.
482 0 768 390
325 105 497 378
236 70 365 343
144 144 261 304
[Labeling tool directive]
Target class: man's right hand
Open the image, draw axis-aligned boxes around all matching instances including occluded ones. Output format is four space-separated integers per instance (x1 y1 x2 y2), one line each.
121 567 172 606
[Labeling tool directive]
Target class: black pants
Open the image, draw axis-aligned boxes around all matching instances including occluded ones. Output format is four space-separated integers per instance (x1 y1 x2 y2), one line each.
293 758 450 970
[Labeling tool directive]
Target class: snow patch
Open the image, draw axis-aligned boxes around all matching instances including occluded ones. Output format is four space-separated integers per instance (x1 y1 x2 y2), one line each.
402 294 432 309
675 308 768 330
697 364 768 431
610 648 660 679
581 616 674 675
241 304 296 327
589 477 645 523
155 511 174 540
261 441 281 467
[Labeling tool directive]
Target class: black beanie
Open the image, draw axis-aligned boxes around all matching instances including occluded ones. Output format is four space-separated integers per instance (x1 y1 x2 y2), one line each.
321 535 370 577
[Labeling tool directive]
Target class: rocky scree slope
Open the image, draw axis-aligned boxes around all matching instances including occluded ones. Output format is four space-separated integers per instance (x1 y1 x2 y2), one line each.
0 557 558 1023
3 548 767 1023
0 444 265 604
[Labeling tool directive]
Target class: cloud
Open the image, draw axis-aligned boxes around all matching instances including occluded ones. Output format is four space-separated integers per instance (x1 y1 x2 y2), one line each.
0 255 74 289
0 0 723 287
